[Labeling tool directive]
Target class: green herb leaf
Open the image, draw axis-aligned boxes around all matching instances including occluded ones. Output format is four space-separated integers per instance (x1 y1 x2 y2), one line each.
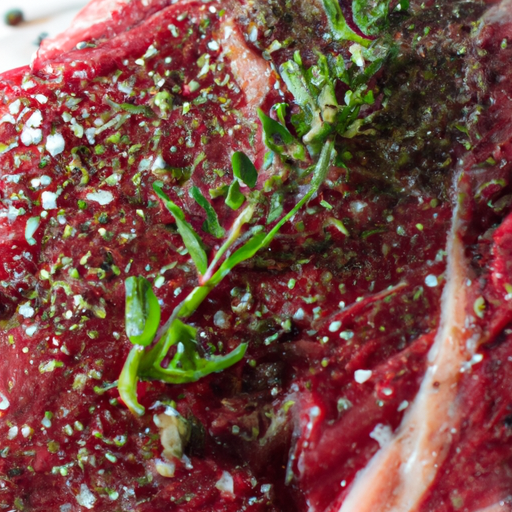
153 181 208 275
258 109 305 161
273 103 288 125
143 317 247 383
232 151 258 188
352 0 392 36
125 276 161 346
189 186 225 238
225 180 246 210
118 346 146 416
281 59 336 146
120 141 334 417
321 0 370 45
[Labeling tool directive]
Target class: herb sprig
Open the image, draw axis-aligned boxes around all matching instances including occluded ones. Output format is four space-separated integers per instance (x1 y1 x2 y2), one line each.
279 51 378 155
119 142 335 416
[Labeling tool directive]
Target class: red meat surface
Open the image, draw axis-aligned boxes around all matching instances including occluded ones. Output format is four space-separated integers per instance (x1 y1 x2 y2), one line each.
0 0 512 511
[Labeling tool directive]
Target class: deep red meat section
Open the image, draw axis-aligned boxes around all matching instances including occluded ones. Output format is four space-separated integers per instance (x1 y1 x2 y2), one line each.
1 0 512 511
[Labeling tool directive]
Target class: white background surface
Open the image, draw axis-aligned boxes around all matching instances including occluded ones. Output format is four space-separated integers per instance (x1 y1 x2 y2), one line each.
0 0 88 72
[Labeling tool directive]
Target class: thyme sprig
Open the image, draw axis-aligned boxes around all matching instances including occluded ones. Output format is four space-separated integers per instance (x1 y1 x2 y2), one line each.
119 141 335 416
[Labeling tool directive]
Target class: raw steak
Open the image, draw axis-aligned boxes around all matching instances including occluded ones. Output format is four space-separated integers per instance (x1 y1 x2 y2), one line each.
0 0 511 511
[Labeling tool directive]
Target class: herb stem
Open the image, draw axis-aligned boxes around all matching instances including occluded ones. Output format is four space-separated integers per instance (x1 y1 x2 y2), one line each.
201 204 255 284
261 140 334 247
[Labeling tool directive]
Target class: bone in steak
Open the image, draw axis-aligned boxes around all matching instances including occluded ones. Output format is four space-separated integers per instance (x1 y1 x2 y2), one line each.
0 0 511 511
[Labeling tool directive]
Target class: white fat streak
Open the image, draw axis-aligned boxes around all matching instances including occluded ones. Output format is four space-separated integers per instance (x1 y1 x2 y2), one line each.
338 199 470 512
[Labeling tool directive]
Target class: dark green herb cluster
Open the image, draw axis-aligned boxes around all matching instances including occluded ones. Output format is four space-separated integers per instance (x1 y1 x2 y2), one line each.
279 0 409 155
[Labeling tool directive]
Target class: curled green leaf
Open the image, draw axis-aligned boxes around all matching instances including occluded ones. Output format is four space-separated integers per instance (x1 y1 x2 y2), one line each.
118 346 146 416
143 316 247 384
321 0 370 46
125 276 161 346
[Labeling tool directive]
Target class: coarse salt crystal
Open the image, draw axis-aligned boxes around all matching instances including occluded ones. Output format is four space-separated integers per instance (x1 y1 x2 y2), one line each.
425 274 438 287
76 484 96 509
0 391 9 411
328 321 342 332
215 471 234 495
26 110 42 128
46 133 65 157
86 190 114 205
354 369 372 384
41 191 58 210
21 127 42 146
19 302 34 318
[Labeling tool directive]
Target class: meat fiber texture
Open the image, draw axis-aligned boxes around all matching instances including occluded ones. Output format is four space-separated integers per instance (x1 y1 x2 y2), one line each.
1 0 512 511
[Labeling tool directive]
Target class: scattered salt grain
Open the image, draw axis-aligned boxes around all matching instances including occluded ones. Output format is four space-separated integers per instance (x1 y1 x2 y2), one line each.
46 133 65 157
86 190 114 205
76 484 96 509
354 369 372 384
41 191 58 210
215 471 234 495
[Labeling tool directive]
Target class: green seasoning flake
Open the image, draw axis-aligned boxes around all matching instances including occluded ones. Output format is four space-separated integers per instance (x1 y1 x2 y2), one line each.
120 103 155 117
